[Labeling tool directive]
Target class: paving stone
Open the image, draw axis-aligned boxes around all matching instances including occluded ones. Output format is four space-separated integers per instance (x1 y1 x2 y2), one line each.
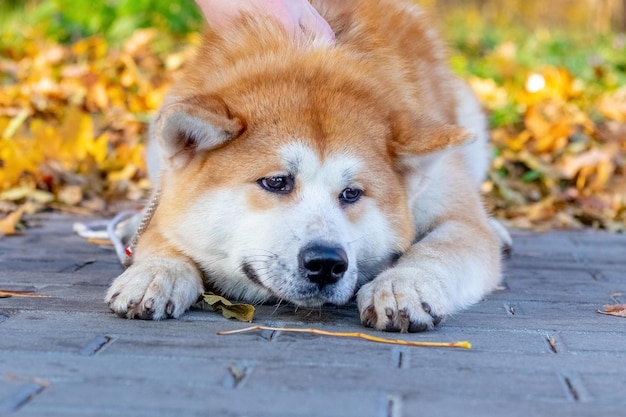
1 213 625 416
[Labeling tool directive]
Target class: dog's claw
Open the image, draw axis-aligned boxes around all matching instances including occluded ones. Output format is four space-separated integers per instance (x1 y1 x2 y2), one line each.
357 272 448 332
105 258 204 321
165 301 175 317
144 298 155 312
361 305 377 328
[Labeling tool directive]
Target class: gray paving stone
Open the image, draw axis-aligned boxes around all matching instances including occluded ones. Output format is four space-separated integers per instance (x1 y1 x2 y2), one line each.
1 213 625 416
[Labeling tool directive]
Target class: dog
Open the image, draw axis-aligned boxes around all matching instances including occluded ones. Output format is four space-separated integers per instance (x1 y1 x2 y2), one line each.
105 0 504 332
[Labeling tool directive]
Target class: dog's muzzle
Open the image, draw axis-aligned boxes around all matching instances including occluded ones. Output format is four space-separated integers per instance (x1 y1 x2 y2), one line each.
298 241 348 287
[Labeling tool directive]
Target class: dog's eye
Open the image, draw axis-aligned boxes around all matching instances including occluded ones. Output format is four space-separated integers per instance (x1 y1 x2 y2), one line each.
258 175 295 194
339 187 363 204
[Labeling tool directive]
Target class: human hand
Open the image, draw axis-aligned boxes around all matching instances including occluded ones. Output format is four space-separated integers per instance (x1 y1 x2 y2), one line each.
195 0 335 44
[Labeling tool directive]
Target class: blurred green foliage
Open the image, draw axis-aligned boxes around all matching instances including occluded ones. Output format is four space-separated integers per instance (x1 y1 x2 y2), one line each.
1 0 203 47
442 8 626 128
1 0 625 229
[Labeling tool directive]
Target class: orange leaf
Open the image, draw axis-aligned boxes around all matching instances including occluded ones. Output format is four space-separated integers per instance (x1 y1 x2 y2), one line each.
597 304 626 318
0 206 26 235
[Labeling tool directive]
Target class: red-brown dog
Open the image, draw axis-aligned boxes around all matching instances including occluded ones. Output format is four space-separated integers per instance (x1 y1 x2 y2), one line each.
106 0 504 332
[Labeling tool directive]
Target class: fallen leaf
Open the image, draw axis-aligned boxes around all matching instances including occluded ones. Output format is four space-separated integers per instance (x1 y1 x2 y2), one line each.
202 292 255 322
57 185 83 206
546 336 558 353
596 304 626 318
0 206 26 235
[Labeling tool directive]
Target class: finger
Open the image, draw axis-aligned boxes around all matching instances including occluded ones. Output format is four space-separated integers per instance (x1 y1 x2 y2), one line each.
298 4 335 44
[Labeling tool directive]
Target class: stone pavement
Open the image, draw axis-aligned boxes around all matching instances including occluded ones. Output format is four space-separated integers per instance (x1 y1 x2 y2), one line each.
0 212 625 416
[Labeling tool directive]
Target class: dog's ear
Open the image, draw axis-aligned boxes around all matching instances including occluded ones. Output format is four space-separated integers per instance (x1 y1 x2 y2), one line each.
153 95 244 170
390 112 474 158
390 112 476 200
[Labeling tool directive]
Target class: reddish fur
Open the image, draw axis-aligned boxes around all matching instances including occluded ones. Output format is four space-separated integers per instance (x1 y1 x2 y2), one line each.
106 0 502 329
149 0 471 253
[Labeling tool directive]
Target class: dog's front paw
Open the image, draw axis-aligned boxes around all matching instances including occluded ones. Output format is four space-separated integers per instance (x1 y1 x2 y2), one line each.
356 268 445 332
105 258 204 320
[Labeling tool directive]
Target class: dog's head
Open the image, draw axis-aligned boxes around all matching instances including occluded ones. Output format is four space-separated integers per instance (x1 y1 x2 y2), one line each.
151 25 472 306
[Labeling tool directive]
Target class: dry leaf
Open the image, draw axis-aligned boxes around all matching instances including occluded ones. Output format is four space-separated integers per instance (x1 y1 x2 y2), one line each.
0 19 625 232
202 292 255 322
0 206 26 235
57 185 83 206
597 304 626 318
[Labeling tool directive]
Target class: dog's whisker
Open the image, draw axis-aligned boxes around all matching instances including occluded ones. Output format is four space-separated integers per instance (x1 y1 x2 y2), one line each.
271 298 285 316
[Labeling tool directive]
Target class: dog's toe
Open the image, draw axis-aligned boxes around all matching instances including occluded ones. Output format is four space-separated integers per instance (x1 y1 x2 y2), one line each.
105 258 204 320
356 268 447 332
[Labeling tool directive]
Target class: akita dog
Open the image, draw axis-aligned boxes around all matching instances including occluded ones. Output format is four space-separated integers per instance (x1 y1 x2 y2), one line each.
105 0 504 332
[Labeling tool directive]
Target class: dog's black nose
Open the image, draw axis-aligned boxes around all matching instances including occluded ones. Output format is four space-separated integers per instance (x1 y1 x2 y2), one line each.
299 243 348 286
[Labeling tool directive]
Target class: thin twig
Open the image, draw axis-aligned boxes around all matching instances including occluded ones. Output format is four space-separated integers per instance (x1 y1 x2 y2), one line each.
4 373 51 388
0 290 51 298
217 325 471 349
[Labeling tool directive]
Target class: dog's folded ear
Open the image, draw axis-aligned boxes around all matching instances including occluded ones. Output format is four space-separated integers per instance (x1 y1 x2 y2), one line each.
390 112 474 158
390 112 476 197
153 95 244 170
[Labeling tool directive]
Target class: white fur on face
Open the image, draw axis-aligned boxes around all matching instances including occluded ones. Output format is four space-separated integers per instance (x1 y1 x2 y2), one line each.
168 142 398 306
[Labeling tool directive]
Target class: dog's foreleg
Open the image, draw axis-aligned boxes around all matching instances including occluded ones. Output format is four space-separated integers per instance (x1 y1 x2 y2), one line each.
357 161 502 333
357 213 501 332
105 227 204 320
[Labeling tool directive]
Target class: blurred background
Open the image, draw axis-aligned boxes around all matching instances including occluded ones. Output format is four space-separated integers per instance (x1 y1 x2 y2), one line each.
434 0 626 32
1 0 625 231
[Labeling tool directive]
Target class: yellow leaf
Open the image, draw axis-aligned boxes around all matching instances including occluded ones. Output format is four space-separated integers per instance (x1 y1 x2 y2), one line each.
0 186 52 204
0 206 26 235
525 104 573 153
89 133 109 164
86 79 109 111
558 148 614 180
57 185 83 206
123 29 157 56
145 84 169 110
597 89 626 122
591 160 614 191
47 107 94 169
2 108 30 139
107 164 137 183
0 136 42 189
468 77 508 109
0 186 33 201
32 119 62 167
72 37 107 59
165 52 186 71
202 292 255 322
29 190 54 204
